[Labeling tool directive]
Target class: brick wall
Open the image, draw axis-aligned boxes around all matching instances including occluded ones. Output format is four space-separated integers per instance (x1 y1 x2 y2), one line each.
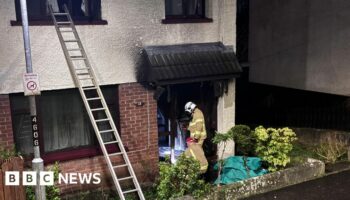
118 83 159 182
0 95 14 150
56 82 159 194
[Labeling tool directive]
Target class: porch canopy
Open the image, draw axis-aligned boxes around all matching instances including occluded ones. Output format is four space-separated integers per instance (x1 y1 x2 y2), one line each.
139 42 242 85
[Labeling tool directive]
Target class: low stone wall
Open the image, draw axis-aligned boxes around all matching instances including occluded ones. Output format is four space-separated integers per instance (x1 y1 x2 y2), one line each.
204 158 325 200
292 127 350 146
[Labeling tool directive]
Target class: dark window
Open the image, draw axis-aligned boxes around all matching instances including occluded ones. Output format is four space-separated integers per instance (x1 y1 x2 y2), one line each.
165 0 205 19
14 0 101 21
10 86 118 162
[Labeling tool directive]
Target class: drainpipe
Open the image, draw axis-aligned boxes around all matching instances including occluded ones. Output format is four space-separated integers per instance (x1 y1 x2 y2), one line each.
19 0 46 199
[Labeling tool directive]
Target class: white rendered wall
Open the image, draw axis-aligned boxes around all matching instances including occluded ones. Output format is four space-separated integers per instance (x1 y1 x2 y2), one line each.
0 0 236 94
217 79 236 158
250 0 350 96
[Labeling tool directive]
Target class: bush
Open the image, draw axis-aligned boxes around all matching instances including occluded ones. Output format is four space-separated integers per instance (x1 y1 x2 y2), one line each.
254 126 297 172
156 155 210 199
289 143 318 165
315 134 348 164
0 147 20 161
26 162 61 200
230 125 255 156
212 130 233 186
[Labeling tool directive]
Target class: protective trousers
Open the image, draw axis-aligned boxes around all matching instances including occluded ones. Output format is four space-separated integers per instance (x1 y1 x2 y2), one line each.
185 143 208 173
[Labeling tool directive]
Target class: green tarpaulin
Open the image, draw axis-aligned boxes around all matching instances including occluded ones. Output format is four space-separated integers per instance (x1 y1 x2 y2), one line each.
214 156 268 185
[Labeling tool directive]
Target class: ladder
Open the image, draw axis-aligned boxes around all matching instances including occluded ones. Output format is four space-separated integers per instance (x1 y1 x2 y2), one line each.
49 5 145 200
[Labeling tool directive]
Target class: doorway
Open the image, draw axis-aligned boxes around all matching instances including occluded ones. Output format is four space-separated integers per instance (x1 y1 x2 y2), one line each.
157 81 218 160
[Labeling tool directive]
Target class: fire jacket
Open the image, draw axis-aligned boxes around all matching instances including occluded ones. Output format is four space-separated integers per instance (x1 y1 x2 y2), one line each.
188 108 207 146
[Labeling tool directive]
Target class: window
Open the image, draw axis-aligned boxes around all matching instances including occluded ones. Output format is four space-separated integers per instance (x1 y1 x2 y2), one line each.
163 0 212 24
165 0 205 19
14 0 101 21
10 86 118 162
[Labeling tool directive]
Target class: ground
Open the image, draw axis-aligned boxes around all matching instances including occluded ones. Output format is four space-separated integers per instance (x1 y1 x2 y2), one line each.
245 168 350 200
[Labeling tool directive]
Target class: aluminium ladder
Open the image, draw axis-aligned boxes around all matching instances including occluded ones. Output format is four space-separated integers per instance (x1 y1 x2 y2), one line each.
49 5 145 200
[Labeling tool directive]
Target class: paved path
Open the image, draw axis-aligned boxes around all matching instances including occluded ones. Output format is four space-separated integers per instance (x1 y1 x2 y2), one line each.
245 169 350 200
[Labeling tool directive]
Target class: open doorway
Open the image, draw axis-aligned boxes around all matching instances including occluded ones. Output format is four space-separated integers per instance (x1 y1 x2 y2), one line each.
157 81 218 161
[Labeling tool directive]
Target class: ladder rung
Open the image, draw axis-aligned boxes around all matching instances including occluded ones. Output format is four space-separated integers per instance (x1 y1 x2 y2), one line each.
104 141 118 145
100 129 114 133
77 73 89 76
91 107 105 111
70 56 84 58
82 86 96 90
71 57 87 60
109 152 123 157
113 164 128 169
87 97 101 101
56 21 71 25
64 39 78 42
119 176 134 181
95 118 109 122
53 13 68 16
123 189 138 194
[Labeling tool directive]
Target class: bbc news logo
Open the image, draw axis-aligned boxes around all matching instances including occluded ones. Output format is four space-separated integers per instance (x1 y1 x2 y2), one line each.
5 171 101 186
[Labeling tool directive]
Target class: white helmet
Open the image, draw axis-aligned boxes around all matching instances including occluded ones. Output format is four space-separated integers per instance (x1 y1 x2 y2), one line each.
185 102 196 113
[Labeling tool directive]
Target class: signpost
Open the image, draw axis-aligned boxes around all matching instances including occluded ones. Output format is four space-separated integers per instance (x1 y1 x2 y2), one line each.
19 0 46 199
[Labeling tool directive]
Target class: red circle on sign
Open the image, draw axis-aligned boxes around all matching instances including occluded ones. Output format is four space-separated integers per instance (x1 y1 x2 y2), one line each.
27 81 37 91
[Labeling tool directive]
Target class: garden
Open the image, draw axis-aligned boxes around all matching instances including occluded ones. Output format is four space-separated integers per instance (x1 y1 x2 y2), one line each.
2 125 349 200
147 125 349 200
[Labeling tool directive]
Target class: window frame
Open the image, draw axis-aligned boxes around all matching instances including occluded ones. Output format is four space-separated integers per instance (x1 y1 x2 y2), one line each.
10 86 120 164
12 0 107 26
162 0 213 24
165 0 206 19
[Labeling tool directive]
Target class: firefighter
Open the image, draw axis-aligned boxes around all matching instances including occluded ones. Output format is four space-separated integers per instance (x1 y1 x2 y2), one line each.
184 101 207 146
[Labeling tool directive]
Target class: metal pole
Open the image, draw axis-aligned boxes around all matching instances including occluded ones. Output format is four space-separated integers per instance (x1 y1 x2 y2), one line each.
19 0 46 199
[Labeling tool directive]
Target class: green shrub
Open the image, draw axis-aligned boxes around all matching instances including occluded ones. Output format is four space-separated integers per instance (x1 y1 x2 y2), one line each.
212 130 233 186
289 143 318 165
156 155 210 199
0 147 20 160
230 125 255 156
254 126 297 172
26 162 61 200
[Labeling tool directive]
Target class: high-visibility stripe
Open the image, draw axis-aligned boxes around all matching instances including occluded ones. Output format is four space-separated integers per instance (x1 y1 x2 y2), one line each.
190 149 208 172
189 119 204 126
193 118 204 123
201 164 208 171
189 149 196 159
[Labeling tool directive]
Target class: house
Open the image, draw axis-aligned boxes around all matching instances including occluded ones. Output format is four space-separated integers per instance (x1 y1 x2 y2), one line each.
249 0 350 96
237 0 350 131
0 0 241 193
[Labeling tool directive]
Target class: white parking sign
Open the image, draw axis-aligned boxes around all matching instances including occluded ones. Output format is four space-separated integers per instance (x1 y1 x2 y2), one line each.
23 73 41 96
